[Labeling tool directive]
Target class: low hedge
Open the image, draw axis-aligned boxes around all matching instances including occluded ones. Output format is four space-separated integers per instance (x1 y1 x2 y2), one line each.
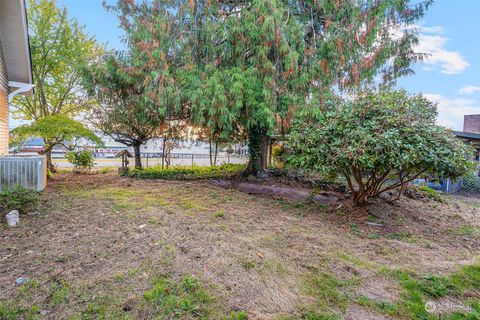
122 164 246 180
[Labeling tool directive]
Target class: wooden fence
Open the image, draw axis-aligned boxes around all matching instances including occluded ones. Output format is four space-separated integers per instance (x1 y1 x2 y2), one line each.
0 156 47 191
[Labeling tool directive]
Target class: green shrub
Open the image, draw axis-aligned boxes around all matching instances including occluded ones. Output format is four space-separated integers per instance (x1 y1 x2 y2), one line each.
123 164 245 180
461 175 480 194
289 90 474 205
0 185 40 214
66 150 95 172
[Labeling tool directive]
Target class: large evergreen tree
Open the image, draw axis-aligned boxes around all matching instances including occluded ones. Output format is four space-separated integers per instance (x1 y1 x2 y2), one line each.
84 2 185 169
82 53 163 169
110 0 432 175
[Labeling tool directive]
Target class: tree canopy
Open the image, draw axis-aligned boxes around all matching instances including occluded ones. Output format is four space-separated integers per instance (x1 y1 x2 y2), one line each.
13 0 101 120
11 115 102 171
83 52 166 169
109 0 433 175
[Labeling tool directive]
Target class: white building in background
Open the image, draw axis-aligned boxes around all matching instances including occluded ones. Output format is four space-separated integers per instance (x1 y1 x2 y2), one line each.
83 132 210 158
14 131 246 159
92 135 214 158
82 132 246 158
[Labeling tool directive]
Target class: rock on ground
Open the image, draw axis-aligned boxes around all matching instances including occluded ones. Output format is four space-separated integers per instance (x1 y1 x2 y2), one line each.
237 183 339 204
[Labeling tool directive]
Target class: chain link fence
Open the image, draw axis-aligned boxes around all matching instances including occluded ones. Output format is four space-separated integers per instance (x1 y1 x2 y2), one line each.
141 153 247 168
52 152 248 169
414 175 480 197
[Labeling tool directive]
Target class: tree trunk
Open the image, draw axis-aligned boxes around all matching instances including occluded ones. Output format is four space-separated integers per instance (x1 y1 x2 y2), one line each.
161 138 166 170
39 146 55 173
268 140 273 167
214 141 218 166
133 143 142 169
165 138 171 169
353 191 367 206
209 139 213 166
345 172 368 206
46 149 54 173
244 126 269 176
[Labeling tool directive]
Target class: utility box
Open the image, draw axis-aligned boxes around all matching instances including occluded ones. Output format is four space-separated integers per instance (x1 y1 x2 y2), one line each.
0 156 47 191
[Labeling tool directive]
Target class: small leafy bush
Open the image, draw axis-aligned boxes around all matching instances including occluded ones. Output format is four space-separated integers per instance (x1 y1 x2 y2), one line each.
66 150 95 172
0 185 40 214
289 90 474 205
123 164 245 180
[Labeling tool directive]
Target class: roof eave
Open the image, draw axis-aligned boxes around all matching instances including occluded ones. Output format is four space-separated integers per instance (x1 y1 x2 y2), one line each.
0 0 34 92
20 0 33 85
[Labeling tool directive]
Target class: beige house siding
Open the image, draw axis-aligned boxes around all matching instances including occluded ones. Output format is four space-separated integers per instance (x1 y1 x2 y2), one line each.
0 91 7 156
0 31 8 90
0 33 9 156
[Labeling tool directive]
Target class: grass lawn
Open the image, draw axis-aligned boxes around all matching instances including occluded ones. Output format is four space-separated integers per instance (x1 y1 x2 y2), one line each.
0 172 479 319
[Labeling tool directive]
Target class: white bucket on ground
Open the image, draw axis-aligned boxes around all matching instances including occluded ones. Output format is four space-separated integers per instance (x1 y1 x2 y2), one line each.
6 210 19 227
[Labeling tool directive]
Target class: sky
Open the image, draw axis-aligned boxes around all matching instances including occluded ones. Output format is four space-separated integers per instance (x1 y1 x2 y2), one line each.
397 0 480 131
10 0 480 130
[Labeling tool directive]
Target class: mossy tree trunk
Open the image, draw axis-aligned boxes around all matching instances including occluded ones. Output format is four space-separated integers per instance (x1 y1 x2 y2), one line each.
45 148 54 173
39 141 55 173
133 143 142 169
244 126 270 177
